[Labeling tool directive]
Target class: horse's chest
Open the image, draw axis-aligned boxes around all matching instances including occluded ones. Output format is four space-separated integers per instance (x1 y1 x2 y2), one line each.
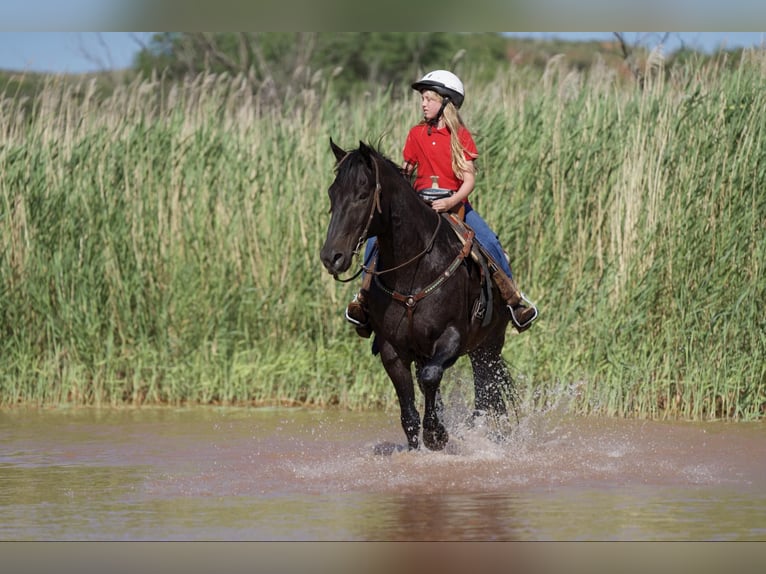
373 296 463 349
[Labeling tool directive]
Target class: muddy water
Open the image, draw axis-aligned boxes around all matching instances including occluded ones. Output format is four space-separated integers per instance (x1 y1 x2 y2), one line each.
1 404 764 540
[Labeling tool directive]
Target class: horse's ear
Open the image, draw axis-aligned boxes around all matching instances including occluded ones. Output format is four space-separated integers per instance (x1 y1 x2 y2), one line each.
330 138 346 163
358 141 375 167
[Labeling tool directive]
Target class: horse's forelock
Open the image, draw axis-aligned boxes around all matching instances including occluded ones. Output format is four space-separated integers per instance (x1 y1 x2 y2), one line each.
335 146 372 181
333 144 406 191
334 148 364 184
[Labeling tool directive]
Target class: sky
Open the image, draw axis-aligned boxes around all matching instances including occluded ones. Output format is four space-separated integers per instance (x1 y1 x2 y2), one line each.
0 32 764 74
0 32 154 74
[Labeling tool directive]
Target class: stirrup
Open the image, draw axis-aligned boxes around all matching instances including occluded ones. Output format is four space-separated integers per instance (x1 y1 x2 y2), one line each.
509 305 538 330
345 307 372 339
345 295 369 328
509 292 539 330
345 308 368 328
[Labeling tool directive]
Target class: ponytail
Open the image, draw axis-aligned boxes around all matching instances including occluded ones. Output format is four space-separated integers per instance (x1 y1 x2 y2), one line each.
442 102 475 179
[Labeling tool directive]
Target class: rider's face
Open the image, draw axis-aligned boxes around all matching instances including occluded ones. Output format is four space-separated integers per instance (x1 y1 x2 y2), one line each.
420 90 443 122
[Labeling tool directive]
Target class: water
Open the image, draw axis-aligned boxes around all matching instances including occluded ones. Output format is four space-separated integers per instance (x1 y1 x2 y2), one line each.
0 405 764 540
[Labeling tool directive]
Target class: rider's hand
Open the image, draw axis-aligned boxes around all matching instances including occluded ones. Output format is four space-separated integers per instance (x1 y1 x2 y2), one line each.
431 197 455 213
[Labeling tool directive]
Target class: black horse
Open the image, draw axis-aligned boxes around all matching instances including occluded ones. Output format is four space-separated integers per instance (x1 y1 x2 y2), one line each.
320 139 517 451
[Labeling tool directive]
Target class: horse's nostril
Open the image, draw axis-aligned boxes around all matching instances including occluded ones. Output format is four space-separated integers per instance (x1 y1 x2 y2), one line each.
331 252 345 271
320 248 346 274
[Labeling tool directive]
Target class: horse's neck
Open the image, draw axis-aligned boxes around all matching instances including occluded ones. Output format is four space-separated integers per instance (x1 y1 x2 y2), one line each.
375 176 451 280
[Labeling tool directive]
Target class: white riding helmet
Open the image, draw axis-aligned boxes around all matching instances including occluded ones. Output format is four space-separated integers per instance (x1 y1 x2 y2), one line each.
411 70 465 108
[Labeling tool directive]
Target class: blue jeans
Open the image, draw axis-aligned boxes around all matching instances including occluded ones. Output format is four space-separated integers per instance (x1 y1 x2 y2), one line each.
363 203 513 279
464 203 513 279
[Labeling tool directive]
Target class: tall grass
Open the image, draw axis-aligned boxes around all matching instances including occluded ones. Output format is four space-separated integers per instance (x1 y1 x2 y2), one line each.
1 56 764 419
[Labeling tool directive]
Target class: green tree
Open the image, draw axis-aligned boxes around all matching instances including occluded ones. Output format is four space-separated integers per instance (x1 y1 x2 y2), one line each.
133 32 511 101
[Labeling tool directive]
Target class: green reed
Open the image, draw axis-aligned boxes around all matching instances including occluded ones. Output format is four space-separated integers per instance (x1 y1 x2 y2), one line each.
1 56 764 419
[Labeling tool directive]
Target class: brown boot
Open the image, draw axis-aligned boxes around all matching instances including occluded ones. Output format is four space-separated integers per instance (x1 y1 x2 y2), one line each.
345 290 372 338
492 270 539 333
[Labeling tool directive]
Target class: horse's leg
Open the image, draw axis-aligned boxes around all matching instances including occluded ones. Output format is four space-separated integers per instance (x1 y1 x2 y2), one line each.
417 326 462 451
469 346 508 416
469 334 518 424
379 341 420 450
468 343 518 443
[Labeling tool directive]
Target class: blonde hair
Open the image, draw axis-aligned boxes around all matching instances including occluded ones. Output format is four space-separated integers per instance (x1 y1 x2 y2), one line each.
422 90 475 179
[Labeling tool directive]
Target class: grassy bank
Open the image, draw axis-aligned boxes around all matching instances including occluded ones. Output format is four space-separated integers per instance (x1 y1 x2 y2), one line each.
1 56 764 419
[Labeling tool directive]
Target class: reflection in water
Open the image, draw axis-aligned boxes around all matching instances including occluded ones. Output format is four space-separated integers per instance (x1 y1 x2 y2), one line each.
350 492 523 541
0 406 764 540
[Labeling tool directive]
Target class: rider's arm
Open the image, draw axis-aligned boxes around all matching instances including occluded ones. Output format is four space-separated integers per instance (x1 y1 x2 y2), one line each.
432 160 474 213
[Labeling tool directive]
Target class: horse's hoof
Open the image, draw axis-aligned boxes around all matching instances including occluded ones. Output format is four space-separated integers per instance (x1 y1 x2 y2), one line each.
423 425 449 451
373 441 408 455
465 409 487 429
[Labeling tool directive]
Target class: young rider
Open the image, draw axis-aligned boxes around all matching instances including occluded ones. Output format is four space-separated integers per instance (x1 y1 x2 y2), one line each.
346 69 538 336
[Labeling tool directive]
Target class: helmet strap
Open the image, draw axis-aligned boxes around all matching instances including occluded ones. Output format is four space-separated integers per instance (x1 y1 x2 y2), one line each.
426 96 450 135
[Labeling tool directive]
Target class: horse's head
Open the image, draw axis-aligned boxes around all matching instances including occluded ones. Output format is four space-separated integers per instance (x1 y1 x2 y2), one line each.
320 139 383 277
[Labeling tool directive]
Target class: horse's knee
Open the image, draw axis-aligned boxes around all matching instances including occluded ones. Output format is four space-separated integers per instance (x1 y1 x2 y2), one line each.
417 363 443 386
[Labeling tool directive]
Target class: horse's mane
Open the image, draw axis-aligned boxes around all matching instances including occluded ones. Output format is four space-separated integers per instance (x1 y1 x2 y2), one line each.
335 142 412 189
369 144 406 177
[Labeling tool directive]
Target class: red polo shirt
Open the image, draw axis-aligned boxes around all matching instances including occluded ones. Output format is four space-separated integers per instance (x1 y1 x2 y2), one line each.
403 123 478 192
